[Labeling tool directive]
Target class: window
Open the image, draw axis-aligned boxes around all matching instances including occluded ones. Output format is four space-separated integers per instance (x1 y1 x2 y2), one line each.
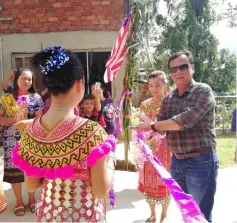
76 51 111 93
11 51 112 94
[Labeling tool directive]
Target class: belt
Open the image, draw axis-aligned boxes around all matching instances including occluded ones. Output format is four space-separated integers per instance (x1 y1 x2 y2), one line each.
174 147 214 160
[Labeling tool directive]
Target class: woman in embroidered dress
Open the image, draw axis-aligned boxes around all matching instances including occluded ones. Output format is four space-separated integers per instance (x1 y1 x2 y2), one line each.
0 68 44 216
12 47 116 223
138 71 171 223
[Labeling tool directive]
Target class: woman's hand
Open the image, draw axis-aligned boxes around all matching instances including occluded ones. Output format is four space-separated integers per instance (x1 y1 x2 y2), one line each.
11 112 25 123
11 113 19 123
13 119 33 130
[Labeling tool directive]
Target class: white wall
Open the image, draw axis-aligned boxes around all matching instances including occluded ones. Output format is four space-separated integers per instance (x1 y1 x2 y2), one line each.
0 30 125 99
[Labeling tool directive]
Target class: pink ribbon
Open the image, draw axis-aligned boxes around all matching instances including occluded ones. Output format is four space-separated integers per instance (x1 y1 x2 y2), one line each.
134 132 207 223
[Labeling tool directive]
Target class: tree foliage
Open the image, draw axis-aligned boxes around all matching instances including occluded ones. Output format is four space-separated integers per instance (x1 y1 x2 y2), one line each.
152 0 236 95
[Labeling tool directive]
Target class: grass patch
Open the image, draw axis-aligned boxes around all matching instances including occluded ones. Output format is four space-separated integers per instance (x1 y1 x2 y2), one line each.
216 133 236 168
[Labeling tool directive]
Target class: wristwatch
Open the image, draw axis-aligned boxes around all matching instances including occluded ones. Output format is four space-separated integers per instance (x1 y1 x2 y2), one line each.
150 123 157 132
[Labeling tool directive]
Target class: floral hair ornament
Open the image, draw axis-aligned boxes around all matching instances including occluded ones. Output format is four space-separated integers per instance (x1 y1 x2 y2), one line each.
40 46 69 74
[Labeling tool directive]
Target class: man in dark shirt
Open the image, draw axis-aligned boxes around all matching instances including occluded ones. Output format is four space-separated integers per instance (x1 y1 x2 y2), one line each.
137 51 218 222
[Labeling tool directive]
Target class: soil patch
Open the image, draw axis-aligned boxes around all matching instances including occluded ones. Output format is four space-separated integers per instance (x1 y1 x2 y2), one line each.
115 160 137 172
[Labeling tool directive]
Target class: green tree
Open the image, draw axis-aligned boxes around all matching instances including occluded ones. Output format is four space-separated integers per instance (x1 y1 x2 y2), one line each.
208 49 236 95
153 0 236 95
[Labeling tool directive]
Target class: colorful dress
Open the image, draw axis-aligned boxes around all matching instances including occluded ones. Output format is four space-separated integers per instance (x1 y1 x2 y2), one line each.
0 93 44 183
13 116 115 222
138 99 171 204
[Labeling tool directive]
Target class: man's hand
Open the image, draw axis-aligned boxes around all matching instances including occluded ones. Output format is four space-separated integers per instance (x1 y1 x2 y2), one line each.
136 122 152 132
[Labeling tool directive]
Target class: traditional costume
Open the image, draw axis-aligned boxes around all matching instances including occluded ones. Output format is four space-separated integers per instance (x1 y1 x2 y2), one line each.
138 100 171 204
13 116 115 222
0 93 43 183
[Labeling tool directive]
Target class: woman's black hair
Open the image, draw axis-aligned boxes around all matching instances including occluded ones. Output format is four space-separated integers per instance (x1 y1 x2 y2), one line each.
31 48 85 96
13 68 36 97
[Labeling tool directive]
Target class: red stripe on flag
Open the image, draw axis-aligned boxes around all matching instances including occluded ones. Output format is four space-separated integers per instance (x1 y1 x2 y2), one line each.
104 11 133 83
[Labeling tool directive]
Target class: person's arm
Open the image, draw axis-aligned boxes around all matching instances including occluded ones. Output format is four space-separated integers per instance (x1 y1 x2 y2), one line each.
92 88 101 112
169 86 215 130
13 97 43 130
0 108 18 125
24 175 44 193
138 119 180 131
91 154 115 199
153 119 181 131
13 119 34 130
138 86 215 132
1 70 15 91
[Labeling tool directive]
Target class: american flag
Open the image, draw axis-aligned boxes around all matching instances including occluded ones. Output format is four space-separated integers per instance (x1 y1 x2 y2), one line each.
104 10 133 83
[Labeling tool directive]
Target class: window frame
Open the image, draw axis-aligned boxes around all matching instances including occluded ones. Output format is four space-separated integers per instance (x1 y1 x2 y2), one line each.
11 50 112 93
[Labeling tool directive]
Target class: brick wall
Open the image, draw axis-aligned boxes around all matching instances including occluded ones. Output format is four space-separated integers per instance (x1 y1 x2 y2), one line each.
0 0 125 34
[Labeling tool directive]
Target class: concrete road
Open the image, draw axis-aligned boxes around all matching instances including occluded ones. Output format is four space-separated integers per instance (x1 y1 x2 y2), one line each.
0 166 237 223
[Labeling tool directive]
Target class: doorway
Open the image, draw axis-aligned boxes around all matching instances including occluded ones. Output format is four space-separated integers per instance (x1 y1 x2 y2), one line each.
76 51 111 94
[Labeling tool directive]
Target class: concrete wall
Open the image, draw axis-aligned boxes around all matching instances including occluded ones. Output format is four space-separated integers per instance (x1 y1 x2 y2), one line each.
0 30 124 99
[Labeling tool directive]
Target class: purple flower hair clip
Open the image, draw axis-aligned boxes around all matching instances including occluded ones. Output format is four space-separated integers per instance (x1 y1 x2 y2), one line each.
40 46 69 74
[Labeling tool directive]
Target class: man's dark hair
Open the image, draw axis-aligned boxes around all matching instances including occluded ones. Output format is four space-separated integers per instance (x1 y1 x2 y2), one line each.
168 51 194 69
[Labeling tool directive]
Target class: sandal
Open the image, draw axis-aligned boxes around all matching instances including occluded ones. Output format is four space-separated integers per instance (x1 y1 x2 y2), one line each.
145 216 156 222
29 203 35 213
14 205 25 216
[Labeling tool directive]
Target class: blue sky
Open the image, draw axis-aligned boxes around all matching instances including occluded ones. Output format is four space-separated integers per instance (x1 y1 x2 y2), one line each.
210 0 237 53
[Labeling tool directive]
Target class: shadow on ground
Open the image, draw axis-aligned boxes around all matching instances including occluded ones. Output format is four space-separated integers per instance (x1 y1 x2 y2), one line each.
107 188 143 210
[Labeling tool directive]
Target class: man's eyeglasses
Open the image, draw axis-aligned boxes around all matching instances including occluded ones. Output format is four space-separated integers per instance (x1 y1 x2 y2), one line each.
169 64 190 73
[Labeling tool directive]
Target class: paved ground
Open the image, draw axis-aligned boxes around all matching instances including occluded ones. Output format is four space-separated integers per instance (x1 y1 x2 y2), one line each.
1 166 237 222
0 143 237 223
